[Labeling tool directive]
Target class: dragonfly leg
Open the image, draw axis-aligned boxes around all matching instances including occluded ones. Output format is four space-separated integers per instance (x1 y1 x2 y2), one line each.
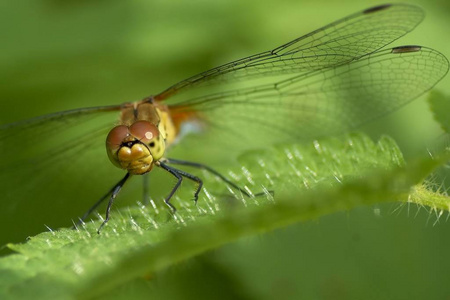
73 172 131 229
164 158 273 198
73 173 130 232
157 161 184 212
174 169 203 203
96 173 131 233
161 162 203 203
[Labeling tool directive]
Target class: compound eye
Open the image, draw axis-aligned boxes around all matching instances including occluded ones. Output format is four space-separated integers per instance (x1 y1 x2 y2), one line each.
129 121 159 144
106 125 129 152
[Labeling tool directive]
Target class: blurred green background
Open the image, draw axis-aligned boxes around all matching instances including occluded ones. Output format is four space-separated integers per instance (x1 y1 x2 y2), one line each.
1 0 450 298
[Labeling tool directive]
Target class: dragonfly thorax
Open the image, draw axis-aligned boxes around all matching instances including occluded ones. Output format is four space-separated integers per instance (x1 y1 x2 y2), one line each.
106 120 166 175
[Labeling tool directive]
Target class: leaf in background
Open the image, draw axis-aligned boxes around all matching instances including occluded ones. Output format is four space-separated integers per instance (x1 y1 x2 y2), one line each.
428 90 450 133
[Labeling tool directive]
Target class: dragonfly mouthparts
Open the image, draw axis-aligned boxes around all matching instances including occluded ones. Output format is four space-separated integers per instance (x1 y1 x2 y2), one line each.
122 140 142 148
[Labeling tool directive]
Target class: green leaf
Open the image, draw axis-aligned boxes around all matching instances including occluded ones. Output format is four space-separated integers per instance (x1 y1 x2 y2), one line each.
428 90 450 133
0 133 448 299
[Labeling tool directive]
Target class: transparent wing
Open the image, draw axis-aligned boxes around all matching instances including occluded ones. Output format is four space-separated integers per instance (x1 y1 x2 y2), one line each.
154 4 447 152
0 105 125 243
165 46 448 149
155 4 424 101
0 105 124 176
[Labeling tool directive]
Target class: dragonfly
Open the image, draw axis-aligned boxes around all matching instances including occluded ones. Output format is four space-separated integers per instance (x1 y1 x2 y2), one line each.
0 4 448 238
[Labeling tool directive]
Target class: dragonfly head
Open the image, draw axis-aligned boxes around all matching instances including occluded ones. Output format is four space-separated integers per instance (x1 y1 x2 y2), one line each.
106 120 166 175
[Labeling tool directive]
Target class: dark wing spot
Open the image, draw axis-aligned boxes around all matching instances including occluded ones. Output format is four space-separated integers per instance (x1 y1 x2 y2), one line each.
363 4 391 14
391 45 421 53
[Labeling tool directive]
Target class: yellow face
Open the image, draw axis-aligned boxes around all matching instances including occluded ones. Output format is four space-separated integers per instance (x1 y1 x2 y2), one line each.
106 120 166 175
